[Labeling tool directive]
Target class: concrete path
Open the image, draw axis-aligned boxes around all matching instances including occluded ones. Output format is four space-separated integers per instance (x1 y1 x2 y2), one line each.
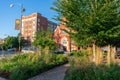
28 64 70 80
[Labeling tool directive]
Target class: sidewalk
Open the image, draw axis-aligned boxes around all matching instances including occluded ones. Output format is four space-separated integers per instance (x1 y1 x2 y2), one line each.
28 64 70 80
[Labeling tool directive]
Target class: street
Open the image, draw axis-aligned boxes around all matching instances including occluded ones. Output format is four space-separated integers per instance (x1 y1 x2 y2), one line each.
0 50 19 59
0 50 17 55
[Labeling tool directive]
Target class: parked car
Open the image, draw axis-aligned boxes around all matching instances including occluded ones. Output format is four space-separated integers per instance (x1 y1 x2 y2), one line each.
21 47 36 53
7 48 16 52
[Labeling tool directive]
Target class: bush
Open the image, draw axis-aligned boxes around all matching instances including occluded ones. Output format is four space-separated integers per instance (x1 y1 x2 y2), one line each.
65 52 120 80
65 63 120 80
70 50 90 57
0 53 67 80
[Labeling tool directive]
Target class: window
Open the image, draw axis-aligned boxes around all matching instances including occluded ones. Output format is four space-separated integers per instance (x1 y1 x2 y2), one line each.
38 23 40 26
38 19 40 22
61 38 68 46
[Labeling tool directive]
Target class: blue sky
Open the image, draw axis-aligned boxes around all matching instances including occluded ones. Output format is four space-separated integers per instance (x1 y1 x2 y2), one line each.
0 0 58 39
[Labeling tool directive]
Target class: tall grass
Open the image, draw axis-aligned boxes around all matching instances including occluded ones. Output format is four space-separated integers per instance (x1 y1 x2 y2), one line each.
0 53 67 80
65 51 120 80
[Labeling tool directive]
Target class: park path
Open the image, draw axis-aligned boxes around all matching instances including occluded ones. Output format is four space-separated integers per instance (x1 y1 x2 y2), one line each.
28 64 70 80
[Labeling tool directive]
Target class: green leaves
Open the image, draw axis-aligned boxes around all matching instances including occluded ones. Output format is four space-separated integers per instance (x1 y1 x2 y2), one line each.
0 53 67 80
33 29 56 51
2 36 24 50
53 0 120 47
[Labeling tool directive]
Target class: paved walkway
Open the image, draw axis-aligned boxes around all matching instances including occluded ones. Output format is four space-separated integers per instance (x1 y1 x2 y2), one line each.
28 64 70 80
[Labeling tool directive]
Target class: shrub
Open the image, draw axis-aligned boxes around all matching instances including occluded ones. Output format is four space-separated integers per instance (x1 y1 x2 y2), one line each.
65 52 120 80
0 53 67 80
70 50 91 58
65 63 120 80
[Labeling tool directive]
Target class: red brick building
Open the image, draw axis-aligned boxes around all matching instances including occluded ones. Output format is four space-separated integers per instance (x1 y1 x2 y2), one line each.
54 23 78 52
22 13 57 43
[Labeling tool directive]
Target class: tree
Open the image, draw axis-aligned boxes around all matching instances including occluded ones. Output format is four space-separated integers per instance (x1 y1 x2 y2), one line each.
53 0 120 45
33 29 57 54
2 36 24 50
52 0 120 65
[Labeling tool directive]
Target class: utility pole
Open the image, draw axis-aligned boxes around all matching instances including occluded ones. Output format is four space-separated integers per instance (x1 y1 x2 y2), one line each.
10 3 25 51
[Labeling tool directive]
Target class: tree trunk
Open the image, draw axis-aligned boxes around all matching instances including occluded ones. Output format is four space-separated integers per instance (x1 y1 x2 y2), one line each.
107 45 111 66
96 46 99 65
87 47 92 62
97 47 103 65
96 46 102 65
93 43 96 63
111 47 116 63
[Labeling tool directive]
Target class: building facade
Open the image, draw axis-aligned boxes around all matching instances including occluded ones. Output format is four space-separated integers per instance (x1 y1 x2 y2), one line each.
54 24 78 52
22 13 57 44
0 38 4 45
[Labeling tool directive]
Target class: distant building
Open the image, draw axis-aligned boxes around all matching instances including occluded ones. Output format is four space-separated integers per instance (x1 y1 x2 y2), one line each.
48 20 57 34
0 38 4 45
22 13 57 44
54 23 78 52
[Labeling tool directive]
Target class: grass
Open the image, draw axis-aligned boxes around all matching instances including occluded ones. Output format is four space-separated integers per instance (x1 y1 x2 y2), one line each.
65 51 120 80
0 53 67 80
65 63 120 80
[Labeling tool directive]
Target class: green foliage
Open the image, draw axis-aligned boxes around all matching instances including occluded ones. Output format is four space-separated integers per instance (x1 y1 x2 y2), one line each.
2 36 24 50
65 64 120 80
0 53 67 80
69 51 90 68
70 50 89 57
65 52 120 80
52 0 120 47
33 29 57 52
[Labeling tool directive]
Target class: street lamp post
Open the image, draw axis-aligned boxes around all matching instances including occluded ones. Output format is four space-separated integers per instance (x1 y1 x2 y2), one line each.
10 3 25 51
